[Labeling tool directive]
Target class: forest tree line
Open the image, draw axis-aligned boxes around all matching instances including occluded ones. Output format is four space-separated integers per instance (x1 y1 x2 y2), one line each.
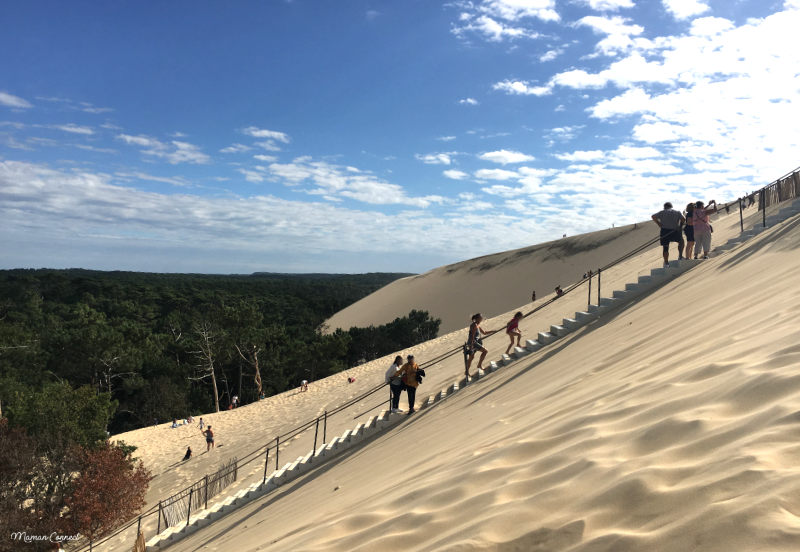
0 269 440 434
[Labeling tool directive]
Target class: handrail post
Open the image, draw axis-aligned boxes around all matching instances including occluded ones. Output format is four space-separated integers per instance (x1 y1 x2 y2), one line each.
739 198 744 233
587 271 592 308
204 475 209 510
762 189 766 227
187 488 193 527
137 515 141 537
794 171 800 199
275 436 280 470
312 417 320 459
597 268 601 302
323 410 327 443
157 500 162 533
262 446 270 485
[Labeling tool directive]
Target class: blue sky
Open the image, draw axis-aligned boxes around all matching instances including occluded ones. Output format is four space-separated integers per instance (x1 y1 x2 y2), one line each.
2 0 799 273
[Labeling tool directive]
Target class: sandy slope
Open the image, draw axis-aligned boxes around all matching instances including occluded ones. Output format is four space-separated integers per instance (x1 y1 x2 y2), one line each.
156 206 800 552
102 200 799 551
323 201 767 336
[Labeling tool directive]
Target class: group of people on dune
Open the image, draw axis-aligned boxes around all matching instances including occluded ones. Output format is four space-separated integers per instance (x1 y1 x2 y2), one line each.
388 199 722 414
652 199 719 266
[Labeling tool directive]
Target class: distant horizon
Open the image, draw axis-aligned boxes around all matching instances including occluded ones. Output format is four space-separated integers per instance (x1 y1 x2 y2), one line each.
3 1 799 273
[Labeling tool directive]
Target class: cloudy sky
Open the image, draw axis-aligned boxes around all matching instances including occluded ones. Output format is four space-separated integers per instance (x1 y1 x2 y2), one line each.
2 0 799 273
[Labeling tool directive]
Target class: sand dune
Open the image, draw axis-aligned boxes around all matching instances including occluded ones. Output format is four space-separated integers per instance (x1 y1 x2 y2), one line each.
324 201 765 336
103 199 800 551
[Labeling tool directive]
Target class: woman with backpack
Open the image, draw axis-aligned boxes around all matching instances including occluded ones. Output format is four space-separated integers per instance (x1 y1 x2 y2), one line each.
395 355 421 415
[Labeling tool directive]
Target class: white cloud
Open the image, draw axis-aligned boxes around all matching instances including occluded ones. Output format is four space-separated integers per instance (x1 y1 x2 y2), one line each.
254 140 283 152
450 0 557 42
444 169 470 180
493 79 552 96
242 126 290 143
116 171 190 187
459 97 479 105
662 0 710 20
475 168 519 180
53 124 94 135
238 168 266 183
415 153 453 165
555 150 605 162
550 68 609 89
79 103 113 114
576 15 644 55
253 154 278 162
220 143 252 154
437 136 457 142
479 149 535 164
0 92 33 109
579 0 634 10
632 121 687 143
117 134 210 164
539 48 564 62
689 16 734 36
456 15 537 41
480 0 559 22
268 157 445 207
590 88 652 119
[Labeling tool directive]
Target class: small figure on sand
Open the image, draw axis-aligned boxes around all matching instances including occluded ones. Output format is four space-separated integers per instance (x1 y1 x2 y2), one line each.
347 376 356 384
300 380 308 392
203 426 215 452
531 290 536 302
464 313 492 379
395 355 421 415
555 285 564 297
198 417 204 429
385 355 405 414
652 201 686 267
183 446 192 461
505 311 524 355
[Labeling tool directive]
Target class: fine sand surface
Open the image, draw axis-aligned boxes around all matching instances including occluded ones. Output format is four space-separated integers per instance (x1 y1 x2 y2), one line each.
106 200 800 551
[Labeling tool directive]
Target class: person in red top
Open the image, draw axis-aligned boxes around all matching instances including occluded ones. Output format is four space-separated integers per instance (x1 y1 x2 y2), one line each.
505 311 523 355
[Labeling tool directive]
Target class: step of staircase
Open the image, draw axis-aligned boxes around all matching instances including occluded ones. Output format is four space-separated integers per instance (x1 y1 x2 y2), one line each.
537 331 556 345
525 339 542 351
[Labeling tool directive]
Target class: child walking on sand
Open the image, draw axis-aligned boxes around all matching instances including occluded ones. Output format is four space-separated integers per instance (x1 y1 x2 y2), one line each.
505 312 523 355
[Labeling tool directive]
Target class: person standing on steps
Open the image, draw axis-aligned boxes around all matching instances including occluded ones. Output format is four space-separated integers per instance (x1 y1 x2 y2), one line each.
505 312 524 355
692 199 718 259
395 355 420 415
385 355 405 414
683 202 696 260
651 202 685 267
464 313 494 379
